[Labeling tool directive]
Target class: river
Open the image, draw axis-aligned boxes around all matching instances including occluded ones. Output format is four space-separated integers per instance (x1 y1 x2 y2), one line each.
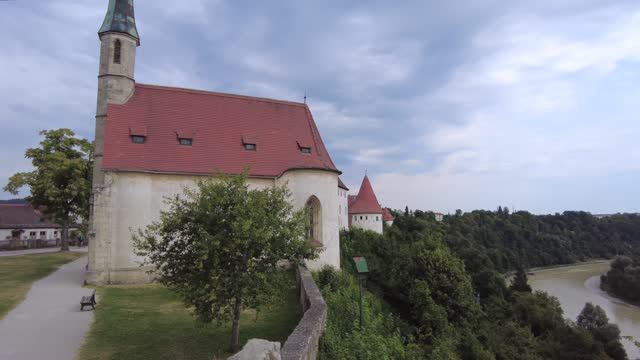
529 261 640 359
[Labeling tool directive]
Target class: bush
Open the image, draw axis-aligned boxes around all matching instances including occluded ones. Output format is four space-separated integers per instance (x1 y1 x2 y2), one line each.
317 265 340 291
318 271 419 359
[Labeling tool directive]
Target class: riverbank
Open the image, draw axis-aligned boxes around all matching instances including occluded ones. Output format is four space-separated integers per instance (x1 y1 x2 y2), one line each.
586 275 640 310
530 261 640 359
528 259 610 274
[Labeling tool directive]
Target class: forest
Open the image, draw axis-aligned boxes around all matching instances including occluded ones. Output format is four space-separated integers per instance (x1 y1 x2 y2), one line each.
601 255 640 304
319 209 640 359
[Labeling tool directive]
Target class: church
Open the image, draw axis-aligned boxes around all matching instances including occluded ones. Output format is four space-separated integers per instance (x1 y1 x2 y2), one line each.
87 0 390 285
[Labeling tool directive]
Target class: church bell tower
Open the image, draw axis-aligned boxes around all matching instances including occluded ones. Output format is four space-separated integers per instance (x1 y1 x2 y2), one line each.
88 0 140 284
92 0 139 205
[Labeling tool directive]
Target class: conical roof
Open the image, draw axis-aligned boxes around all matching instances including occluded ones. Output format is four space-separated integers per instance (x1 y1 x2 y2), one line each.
382 208 394 222
98 0 140 45
348 175 383 214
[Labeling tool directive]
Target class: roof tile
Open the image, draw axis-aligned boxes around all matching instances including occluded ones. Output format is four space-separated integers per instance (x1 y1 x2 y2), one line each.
102 84 339 177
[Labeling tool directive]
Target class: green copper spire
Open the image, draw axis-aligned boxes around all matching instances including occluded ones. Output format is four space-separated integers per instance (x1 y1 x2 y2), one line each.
98 0 140 45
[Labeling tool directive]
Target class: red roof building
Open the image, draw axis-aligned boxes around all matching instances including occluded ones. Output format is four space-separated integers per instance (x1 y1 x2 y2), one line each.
348 175 383 215
348 175 384 234
382 208 394 223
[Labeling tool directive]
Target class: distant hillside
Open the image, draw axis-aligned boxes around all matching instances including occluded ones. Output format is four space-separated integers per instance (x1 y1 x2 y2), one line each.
0 199 27 204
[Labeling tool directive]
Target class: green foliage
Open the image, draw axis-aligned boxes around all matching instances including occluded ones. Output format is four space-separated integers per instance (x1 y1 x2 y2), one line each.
340 227 480 357
443 210 640 272
3 129 93 250
578 303 609 331
601 256 640 303
577 303 628 360
512 291 564 337
318 269 419 359
510 267 533 293
317 265 340 291
336 208 635 360
132 172 317 351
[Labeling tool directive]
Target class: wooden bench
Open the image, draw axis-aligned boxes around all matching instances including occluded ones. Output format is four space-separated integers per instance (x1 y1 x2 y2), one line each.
80 289 97 311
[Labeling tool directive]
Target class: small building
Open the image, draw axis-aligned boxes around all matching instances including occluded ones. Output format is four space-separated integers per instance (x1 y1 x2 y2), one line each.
348 175 384 234
382 208 394 226
434 212 444 222
338 178 349 231
0 204 63 248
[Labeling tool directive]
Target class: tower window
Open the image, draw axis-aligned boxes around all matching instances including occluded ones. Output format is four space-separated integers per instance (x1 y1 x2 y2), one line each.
131 135 145 144
300 146 311 154
114 39 122 64
244 143 256 151
178 138 193 146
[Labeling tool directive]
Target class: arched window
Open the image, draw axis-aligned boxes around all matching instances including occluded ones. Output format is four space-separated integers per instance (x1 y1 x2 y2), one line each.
114 39 122 64
305 196 322 247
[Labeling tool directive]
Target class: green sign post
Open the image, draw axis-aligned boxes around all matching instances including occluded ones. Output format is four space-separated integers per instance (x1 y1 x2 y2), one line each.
353 256 369 330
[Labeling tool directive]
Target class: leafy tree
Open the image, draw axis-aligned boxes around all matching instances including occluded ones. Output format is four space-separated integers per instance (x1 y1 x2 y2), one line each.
577 303 609 331
319 270 418 359
510 267 533 293
4 129 93 251
578 303 628 360
601 256 640 303
132 173 317 351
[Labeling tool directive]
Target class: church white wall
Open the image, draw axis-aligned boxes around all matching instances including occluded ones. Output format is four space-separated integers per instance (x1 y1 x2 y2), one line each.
338 188 349 231
350 213 383 234
88 172 275 284
88 169 341 284
276 170 340 271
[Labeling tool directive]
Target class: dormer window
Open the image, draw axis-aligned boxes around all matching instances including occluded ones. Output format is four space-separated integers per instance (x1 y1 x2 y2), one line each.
114 39 121 64
297 140 312 154
178 138 193 146
242 134 257 151
129 125 147 144
131 135 145 144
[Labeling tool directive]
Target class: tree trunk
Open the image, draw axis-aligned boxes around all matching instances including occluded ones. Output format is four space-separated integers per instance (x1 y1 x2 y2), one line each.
61 222 69 251
230 296 242 353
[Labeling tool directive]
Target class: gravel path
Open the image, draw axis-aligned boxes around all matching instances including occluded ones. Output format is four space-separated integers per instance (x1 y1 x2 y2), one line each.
0 256 94 360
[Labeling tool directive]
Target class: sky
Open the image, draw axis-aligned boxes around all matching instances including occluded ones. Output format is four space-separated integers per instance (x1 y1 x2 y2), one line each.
1 0 640 214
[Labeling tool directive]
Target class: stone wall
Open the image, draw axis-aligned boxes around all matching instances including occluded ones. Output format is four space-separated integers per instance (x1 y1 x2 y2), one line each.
281 265 327 360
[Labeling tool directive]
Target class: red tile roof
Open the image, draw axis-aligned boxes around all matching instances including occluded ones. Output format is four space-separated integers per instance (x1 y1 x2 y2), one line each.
102 84 340 177
338 177 349 190
0 204 59 229
382 208 394 222
348 175 383 214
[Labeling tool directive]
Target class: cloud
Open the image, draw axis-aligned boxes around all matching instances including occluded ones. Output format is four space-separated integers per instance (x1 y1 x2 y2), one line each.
1 0 639 214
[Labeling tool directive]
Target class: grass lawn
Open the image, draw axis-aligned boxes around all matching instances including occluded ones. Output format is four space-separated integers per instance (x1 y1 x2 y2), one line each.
78 272 302 360
0 251 85 319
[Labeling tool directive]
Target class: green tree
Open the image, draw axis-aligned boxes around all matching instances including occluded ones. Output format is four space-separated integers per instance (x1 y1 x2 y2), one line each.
577 303 609 331
510 267 533 293
578 303 628 360
4 129 93 251
132 173 317 352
